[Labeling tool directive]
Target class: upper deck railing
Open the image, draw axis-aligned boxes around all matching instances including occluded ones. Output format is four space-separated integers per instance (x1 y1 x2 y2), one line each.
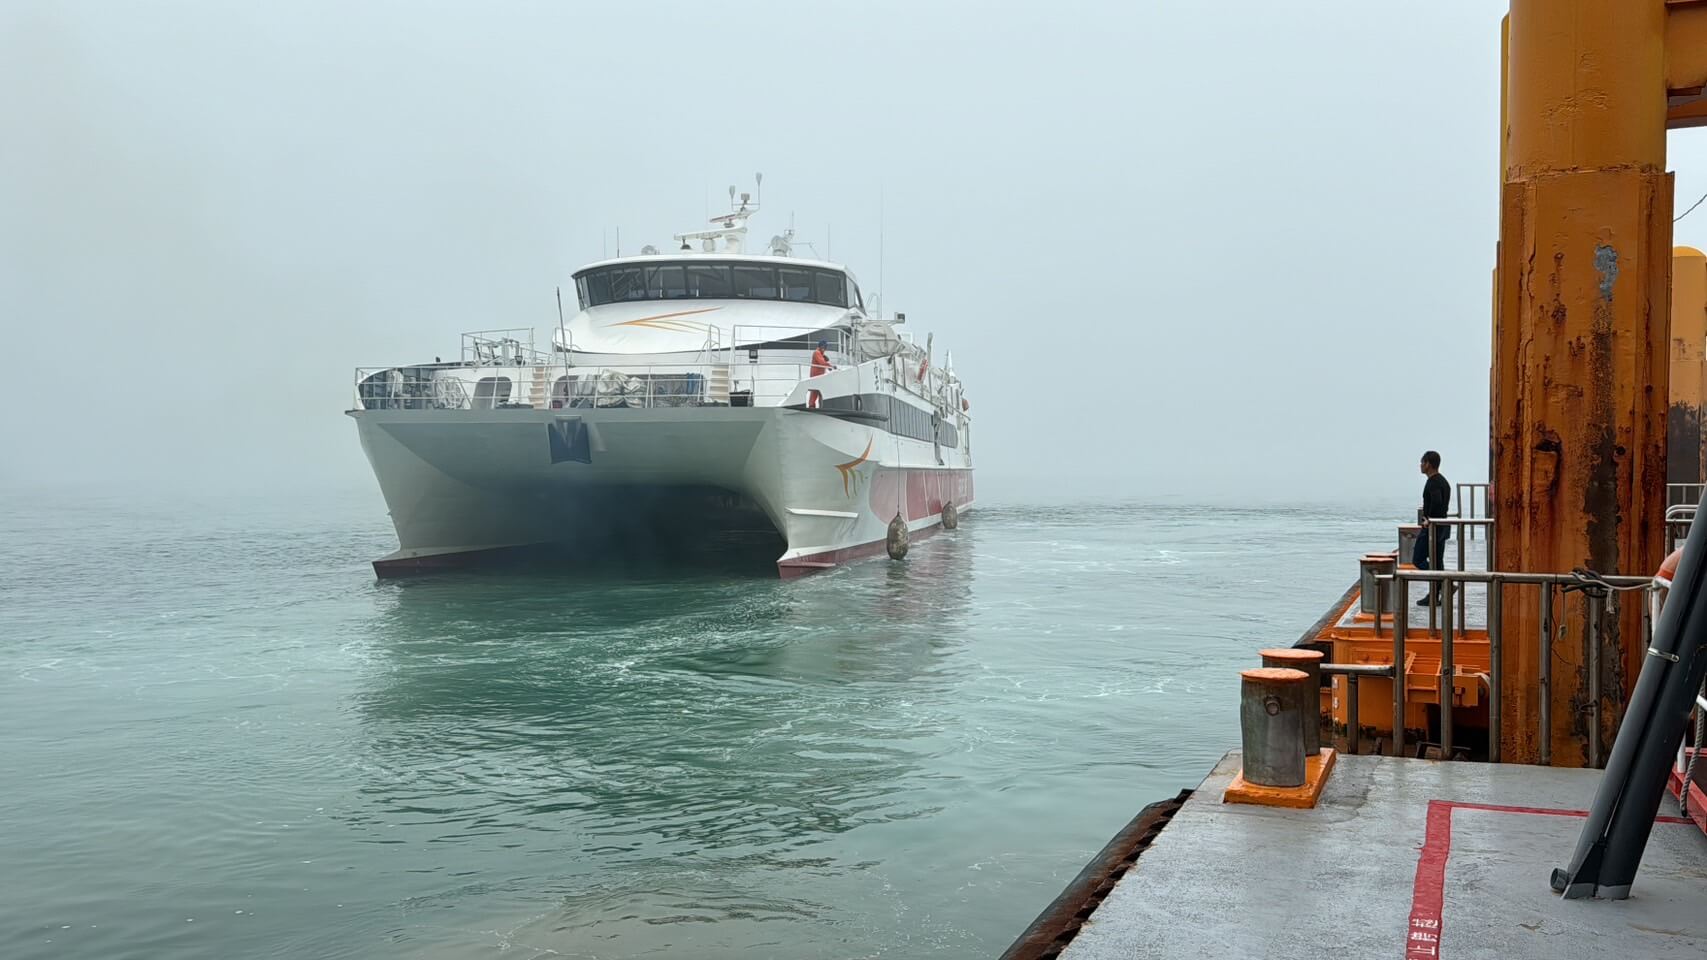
352 323 966 417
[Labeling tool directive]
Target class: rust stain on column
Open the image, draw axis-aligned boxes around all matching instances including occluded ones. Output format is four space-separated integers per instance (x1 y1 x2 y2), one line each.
1495 0 1671 766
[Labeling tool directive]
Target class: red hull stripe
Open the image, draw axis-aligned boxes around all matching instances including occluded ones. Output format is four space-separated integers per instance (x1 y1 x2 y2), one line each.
776 504 969 578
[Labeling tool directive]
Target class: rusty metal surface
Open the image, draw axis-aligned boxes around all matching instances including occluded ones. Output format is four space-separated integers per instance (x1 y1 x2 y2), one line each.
997 791 1190 960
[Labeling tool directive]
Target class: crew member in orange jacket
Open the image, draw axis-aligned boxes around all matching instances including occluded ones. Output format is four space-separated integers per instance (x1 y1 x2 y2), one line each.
808 339 833 408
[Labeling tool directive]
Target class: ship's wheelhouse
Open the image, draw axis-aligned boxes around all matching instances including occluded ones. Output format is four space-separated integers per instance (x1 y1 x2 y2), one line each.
573 259 864 312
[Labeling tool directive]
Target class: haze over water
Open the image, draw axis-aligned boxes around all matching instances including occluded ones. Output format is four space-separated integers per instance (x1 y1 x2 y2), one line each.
1 492 1393 959
13 3 1707 958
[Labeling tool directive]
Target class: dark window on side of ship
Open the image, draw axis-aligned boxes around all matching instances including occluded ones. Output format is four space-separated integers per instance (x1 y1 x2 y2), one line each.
473 376 512 409
815 269 848 307
583 272 610 306
645 265 688 299
575 276 590 310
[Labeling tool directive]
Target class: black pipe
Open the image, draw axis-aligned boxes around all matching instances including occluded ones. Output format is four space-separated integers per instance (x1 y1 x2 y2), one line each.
1551 489 1707 898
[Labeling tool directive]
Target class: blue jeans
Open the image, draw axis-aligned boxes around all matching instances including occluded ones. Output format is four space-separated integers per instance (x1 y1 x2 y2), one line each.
1406 526 1447 580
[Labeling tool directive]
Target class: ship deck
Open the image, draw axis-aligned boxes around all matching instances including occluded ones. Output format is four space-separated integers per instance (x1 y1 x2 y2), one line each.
1058 753 1707 960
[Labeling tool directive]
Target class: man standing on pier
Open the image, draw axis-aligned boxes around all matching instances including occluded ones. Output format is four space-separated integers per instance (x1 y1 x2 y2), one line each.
1414 450 1451 604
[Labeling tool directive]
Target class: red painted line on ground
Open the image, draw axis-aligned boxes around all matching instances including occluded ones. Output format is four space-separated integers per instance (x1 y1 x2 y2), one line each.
1443 800 1690 823
1404 800 1451 959
1667 768 1707 834
1405 799 1694 957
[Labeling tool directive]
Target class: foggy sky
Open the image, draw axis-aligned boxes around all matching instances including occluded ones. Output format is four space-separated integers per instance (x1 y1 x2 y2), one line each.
5 1 1707 506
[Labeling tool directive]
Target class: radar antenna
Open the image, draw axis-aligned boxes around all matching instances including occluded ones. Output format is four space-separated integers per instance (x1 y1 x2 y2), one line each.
673 173 764 254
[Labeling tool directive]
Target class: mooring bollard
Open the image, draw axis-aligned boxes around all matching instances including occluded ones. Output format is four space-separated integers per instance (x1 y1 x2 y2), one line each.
1239 667 1310 788
1258 647 1323 756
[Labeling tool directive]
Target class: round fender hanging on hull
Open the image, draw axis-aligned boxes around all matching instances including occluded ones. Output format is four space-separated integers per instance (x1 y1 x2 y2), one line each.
941 501 959 530
886 513 910 560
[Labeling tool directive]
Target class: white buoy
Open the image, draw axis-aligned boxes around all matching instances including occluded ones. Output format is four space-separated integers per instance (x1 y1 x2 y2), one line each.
886 513 910 560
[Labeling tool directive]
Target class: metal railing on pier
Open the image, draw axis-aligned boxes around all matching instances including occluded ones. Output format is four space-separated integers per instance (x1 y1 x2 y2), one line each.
1325 485 1701 771
1378 517 1496 640
1453 482 1491 536
1363 567 1658 767
1666 503 1697 553
1667 482 1705 508
1320 661 1397 757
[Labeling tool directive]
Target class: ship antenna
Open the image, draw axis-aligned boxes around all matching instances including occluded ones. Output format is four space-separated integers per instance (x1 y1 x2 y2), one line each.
878 186 885 318
555 285 570 368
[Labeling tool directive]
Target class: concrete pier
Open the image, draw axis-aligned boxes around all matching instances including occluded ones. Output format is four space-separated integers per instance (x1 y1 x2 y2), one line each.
1045 753 1706 959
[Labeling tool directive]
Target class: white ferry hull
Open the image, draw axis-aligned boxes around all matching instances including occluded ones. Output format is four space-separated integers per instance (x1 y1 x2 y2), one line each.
350 405 974 577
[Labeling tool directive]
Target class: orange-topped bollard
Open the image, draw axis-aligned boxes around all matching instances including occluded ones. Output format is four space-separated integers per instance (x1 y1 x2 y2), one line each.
1226 666 1338 808
1260 648 1324 756
1237 667 1310 787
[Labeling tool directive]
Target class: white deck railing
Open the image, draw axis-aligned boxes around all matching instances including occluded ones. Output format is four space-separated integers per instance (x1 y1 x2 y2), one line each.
353 323 966 416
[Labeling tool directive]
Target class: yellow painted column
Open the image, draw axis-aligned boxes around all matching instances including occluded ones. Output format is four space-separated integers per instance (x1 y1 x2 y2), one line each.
1489 16 1509 490
1495 0 1672 766
1673 247 1707 487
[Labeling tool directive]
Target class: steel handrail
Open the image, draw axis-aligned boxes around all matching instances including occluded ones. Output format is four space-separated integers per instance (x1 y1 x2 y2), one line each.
1320 662 1398 756
1375 567 1660 765
1416 516 1497 627
1453 482 1492 539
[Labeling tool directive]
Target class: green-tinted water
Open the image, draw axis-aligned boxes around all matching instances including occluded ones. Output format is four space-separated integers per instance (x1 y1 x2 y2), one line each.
0 493 1390 958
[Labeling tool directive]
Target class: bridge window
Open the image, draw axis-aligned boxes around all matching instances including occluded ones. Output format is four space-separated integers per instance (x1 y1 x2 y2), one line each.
779 267 814 302
687 264 733 298
817 271 849 308
583 266 646 304
645 265 688 300
733 265 778 299
575 261 853 308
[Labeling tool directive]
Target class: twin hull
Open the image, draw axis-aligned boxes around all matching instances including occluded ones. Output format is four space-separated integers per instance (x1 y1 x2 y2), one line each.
352 405 974 576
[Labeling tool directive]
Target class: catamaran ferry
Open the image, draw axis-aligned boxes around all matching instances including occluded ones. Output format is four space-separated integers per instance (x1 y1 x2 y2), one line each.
347 180 973 577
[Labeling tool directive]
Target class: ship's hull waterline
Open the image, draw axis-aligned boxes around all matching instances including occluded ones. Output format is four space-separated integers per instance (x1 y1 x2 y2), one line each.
351 405 974 577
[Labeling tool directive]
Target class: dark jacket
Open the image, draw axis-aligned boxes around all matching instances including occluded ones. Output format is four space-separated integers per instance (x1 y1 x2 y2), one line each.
1422 473 1451 536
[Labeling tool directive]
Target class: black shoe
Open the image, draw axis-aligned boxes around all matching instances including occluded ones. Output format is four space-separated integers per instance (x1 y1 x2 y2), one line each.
1416 596 1433 607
